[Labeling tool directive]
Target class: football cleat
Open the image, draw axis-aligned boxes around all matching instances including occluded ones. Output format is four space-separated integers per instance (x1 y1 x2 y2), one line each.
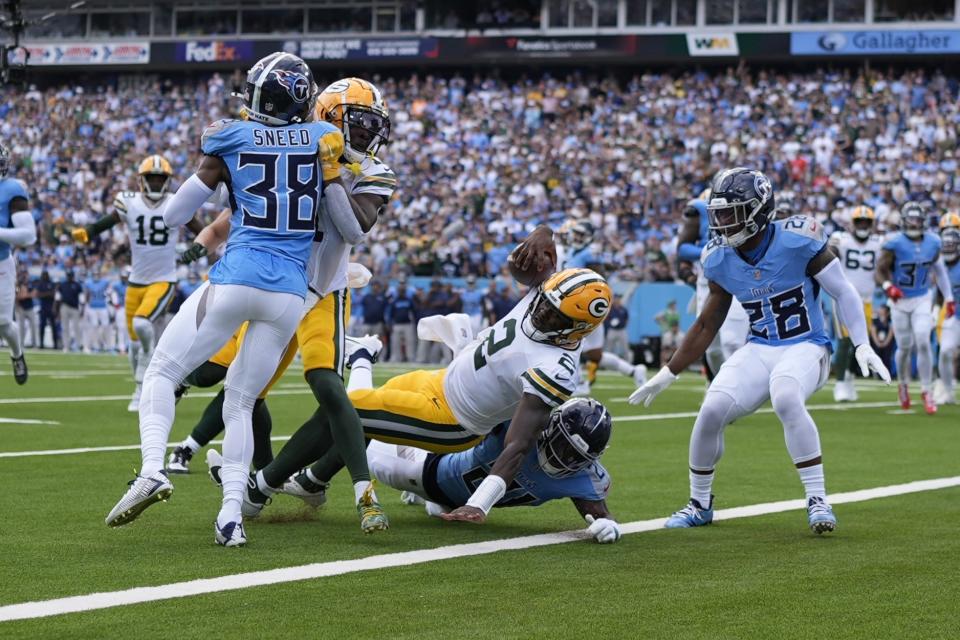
400 491 424 506
664 497 714 529
127 385 141 413
214 520 247 547
832 379 857 403
807 496 837 534
167 445 193 474
632 364 648 387
281 472 329 508
933 380 956 405
357 483 389 533
11 354 27 385
243 473 272 518
345 334 383 368
921 390 937 415
206 448 223 486
174 383 189 404
898 382 911 410
105 470 173 527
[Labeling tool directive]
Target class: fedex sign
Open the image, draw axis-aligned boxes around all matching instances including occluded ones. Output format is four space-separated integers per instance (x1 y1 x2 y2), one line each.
177 41 253 63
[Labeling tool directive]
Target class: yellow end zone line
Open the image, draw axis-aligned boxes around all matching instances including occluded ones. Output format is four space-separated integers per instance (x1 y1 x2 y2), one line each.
0 475 957 623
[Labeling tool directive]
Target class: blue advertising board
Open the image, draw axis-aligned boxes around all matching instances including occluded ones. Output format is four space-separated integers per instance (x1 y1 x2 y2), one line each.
791 30 960 56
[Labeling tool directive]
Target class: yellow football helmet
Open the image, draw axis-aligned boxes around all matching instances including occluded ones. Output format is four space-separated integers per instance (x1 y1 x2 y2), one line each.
850 205 876 240
939 211 960 230
315 77 390 163
137 154 173 201
525 269 611 348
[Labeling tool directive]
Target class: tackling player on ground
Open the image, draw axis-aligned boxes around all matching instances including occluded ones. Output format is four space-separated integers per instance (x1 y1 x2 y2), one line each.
828 205 883 402
630 168 890 535
73 155 204 410
0 143 36 384
876 202 955 415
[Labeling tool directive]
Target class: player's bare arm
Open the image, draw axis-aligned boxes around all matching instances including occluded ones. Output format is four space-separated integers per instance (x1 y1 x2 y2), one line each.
350 192 386 233
572 497 613 520
440 393 552 524
676 213 700 284
876 249 895 285
181 208 230 265
666 281 732 375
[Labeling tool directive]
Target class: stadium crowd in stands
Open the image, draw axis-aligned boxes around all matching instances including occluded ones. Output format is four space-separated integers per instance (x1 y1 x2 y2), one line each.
3 66 959 358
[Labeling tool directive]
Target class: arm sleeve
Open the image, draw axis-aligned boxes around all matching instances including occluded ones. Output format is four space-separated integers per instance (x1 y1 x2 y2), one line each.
0 211 37 246
520 363 575 408
163 174 215 228
322 182 366 245
677 242 703 262
814 259 870 346
933 257 955 302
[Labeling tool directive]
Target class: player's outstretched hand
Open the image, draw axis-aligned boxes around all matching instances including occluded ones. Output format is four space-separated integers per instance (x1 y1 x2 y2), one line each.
70 227 90 244
585 515 621 544
628 366 678 407
855 344 891 384
439 505 487 524
513 226 557 272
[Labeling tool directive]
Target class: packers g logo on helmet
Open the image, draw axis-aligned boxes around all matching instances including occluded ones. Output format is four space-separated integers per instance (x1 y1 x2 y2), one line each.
525 268 611 348
315 77 391 163
137 154 173 202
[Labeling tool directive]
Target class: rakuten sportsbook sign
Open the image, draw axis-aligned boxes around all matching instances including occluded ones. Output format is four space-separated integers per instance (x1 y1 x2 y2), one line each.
14 42 149 65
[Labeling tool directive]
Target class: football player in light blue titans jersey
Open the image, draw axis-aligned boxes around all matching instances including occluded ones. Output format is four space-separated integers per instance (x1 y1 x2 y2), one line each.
876 202 954 415
630 168 890 535
106 52 347 547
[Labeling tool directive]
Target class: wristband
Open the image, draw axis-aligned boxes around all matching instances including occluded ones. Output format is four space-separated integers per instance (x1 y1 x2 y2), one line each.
882 281 893 290
465 475 507 515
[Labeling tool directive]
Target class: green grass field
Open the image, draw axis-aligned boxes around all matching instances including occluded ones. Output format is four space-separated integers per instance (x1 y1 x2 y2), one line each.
1 350 958 639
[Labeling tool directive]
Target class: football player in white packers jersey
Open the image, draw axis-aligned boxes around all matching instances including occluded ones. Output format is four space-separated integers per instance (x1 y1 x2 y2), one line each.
248 231 612 526
73 155 204 410
829 205 883 401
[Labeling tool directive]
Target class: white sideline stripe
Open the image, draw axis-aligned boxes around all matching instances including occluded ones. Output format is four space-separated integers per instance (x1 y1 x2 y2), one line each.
0 476 957 623
0 401 909 458
0 370 131 378
0 400 908 458
0 418 59 426
0 388 314 405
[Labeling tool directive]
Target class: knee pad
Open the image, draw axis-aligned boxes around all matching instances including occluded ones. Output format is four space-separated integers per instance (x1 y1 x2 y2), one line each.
770 377 805 422
696 389 739 431
132 316 155 345
896 331 915 352
146 350 191 384
223 386 258 413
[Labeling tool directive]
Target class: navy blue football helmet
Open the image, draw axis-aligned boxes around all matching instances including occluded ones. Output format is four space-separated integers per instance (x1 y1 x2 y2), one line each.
240 52 315 126
901 201 926 239
707 167 775 248
537 398 612 478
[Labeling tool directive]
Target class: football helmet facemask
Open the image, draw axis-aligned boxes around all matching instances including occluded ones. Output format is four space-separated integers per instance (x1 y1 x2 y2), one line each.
0 143 9 177
942 227 960 262
901 202 926 239
537 397 612 478
850 205 877 240
523 268 611 348
137 154 173 201
707 167 775 248
316 77 391 163
238 52 316 127
566 220 595 251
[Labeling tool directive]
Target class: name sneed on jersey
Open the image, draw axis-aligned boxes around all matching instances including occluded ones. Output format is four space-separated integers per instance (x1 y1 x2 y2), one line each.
252 128 311 147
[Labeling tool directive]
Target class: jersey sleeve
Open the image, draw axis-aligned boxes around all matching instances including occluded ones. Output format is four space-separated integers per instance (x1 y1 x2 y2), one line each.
882 233 899 252
520 359 576 408
112 193 130 216
781 216 827 260
566 462 611 501
352 160 398 199
700 236 725 283
8 179 28 201
200 119 241 157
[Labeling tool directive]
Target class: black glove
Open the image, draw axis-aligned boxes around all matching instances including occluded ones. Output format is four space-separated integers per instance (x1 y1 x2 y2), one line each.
179 242 208 265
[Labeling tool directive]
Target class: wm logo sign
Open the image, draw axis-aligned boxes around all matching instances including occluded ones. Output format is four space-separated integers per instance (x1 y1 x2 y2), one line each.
686 32 740 56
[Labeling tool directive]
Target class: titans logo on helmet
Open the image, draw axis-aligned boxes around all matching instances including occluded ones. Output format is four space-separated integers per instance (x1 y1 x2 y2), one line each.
272 69 310 103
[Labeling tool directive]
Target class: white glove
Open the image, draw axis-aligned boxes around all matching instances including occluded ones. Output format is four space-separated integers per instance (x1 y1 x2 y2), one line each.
347 262 373 288
585 515 621 544
855 343 891 383
628 365 678 406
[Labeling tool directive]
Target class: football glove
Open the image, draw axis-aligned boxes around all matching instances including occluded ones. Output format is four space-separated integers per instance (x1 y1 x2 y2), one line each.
71 226 90 244
179 242 208 265
628 365 678 407
882 281 904 301
585 515 621 544
319 130 345 182
946 300 956 318
855 343 892 383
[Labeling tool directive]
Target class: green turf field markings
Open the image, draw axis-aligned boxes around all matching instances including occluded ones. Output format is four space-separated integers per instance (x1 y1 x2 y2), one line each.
613 401 902 420
0 417 59 425
0 435 294 458
0 388 315 405
0 474 956 623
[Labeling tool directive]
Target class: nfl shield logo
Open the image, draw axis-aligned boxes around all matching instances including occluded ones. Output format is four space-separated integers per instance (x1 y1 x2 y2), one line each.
753 270 761 280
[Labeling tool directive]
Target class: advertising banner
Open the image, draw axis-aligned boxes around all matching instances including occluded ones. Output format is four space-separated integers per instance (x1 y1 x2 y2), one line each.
299 38 438 60
176 40 255 63
686 32 739 56
791 30 960 55
13 42 150 65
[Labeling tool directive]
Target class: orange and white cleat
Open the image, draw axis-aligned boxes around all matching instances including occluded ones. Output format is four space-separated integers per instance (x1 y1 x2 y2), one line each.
898 383 911 410
921 390 937 415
